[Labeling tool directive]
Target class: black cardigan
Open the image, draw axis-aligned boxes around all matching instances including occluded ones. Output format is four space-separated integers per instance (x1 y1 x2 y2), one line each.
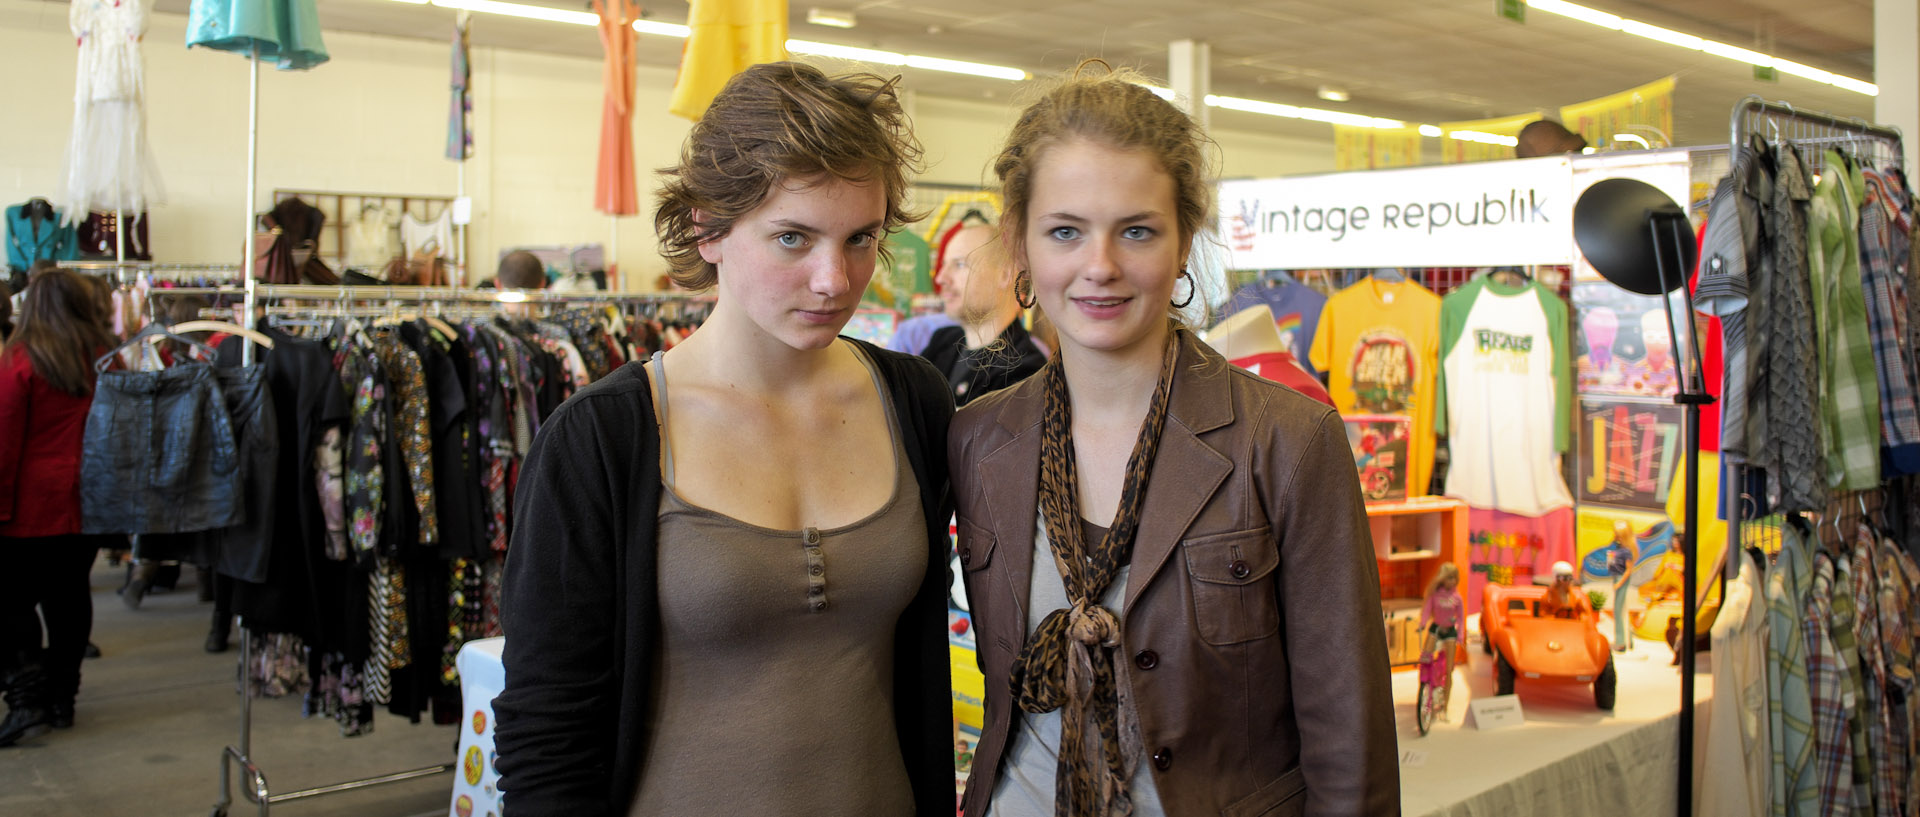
493 341 956 817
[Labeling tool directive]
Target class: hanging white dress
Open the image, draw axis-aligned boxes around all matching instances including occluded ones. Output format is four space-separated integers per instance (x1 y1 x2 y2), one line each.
64 0 166 224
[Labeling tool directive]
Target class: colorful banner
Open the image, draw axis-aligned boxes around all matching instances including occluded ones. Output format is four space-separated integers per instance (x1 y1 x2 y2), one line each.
1559 76 1677 152
1334 125 1424 170
1217 156 1574 269
1437 113 1535 164
1578 398 1683 511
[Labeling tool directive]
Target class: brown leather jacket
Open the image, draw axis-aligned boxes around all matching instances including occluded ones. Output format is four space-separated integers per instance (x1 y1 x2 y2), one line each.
950 331 1400 817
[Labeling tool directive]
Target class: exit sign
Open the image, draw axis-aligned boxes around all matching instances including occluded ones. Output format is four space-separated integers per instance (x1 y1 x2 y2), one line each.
1497 0 1526 22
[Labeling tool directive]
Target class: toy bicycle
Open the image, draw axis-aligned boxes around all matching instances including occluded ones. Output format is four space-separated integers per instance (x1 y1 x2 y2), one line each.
1414 629 1456 736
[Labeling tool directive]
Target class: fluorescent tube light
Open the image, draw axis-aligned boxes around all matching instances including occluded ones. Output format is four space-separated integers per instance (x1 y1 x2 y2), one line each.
1612 133 1650 149
1619 20 1701 50
1316 85 1350 102
1524 0 1874 96
806 8 857 29
785 40 905 64
904 55 1028 81
1526 0 1620 29
430 0 594 25
1418 124 1443 138
633 20 690 37
1448 130 1520 147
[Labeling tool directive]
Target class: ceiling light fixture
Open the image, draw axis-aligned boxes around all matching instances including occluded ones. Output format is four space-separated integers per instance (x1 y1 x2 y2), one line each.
1418 124 1443 137
1316 85 1350 103
806 8 857 29
1448 130 1520 147
383 0 1026 81
1525 0 1876 96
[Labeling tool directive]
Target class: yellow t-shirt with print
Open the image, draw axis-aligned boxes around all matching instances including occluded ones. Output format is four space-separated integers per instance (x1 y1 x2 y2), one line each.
1310 277 1442 496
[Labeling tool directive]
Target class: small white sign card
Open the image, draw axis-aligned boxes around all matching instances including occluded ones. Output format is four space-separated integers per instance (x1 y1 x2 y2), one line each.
1463 694 1526 731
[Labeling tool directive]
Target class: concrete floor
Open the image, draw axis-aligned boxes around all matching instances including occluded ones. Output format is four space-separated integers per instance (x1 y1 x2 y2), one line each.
1 559 455 817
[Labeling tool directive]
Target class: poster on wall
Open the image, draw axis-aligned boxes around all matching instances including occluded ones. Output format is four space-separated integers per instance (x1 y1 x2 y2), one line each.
1578 397 1683 511
1344 415 1410 502
1572 280 1684 398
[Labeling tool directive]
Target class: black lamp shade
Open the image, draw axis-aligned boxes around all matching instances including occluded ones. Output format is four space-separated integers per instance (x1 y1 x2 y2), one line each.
1572 178 1698 296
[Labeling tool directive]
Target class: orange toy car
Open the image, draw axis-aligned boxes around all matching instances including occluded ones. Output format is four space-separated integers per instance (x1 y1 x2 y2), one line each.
1479 583 1616 710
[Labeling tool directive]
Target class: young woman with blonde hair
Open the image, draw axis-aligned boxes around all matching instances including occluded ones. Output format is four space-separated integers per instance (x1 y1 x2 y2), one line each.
950 64 1399 816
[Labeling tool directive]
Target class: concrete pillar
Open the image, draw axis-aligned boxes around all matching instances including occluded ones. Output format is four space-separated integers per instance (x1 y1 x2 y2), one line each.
1168 39 1210 132
1877 0 1920 171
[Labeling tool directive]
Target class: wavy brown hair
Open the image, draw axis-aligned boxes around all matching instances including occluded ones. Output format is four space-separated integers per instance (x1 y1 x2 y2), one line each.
991 60 1218 327
3 268 116 396
654 61 926 291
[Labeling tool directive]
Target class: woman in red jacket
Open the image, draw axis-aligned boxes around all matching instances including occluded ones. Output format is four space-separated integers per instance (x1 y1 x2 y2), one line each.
0 268 116 747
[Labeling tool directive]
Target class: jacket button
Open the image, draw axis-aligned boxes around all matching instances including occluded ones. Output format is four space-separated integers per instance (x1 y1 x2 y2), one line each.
1134 650 1159 670
1229 560 1251 579
1152 748 1172 770
959 546 972 565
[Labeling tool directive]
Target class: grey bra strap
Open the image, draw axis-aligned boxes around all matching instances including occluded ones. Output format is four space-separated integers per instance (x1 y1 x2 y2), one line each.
649 351 673 484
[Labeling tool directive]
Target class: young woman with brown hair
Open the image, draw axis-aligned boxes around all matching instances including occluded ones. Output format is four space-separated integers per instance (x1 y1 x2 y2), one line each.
0 268 118 746
949 65 1399 816
494 62 955 817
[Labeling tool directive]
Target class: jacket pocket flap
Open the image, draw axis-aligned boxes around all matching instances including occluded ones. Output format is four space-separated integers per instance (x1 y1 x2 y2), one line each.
957 518 997 572
1223 765 1307 817
1182 526 1276 586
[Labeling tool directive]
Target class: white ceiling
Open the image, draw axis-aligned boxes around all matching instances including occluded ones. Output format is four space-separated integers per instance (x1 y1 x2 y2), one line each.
146 0 1877 146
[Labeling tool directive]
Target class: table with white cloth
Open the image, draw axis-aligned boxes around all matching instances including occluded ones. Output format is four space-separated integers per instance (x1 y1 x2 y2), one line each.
1397 625 1708 817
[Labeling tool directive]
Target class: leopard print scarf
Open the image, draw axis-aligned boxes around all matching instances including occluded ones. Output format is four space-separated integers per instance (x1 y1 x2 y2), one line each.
1009 324 1181 817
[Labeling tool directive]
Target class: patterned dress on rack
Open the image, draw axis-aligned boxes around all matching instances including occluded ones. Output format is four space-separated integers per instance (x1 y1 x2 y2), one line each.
373 334 437 547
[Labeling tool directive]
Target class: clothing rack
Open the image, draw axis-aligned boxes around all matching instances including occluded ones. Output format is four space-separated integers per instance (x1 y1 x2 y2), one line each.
1716 97 1906 817
211 282 706 816
1725 97 1906 561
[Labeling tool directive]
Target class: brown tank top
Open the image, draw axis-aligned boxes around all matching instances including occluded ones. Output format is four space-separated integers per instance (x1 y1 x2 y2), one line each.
630 345 925 817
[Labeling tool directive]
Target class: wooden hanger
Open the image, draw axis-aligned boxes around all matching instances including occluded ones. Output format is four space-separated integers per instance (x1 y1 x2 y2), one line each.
164 320 276 351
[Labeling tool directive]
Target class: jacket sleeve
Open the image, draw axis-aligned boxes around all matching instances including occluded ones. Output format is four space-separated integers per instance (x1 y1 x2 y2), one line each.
1267 406 1401 815
898 353 959 817
0 358 30 524
494 400 624 817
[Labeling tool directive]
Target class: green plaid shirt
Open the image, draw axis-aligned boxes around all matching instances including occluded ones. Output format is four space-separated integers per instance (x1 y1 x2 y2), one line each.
1809 152 1883 492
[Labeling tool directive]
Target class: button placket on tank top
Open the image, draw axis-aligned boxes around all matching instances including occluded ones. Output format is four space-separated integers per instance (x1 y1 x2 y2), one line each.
803 526 829 613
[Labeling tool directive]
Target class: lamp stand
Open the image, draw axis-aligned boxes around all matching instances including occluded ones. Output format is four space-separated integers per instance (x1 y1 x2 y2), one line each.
1648 207 1712 817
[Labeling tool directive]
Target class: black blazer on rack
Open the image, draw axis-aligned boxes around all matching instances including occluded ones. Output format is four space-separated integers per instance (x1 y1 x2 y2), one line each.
493 340 957 817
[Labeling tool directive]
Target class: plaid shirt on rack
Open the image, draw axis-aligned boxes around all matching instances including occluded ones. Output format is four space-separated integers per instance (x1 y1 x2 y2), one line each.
1770 526 1819 817
1826 552 1874 815
1850 533 1901 817
1805 551 1855 817
1879 544 1920 814
1809 152 1883 491
1858 167 1920 464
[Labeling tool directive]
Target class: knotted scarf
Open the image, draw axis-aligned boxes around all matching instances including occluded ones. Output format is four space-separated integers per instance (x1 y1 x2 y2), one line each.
1008 324 1181 817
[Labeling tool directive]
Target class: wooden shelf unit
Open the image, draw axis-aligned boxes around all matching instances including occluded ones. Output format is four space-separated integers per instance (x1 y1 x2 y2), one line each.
1369 496 1470 667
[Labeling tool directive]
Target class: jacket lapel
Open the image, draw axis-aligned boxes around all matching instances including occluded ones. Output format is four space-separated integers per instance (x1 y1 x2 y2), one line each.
1123 334 1235 614
981 398 1042 634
